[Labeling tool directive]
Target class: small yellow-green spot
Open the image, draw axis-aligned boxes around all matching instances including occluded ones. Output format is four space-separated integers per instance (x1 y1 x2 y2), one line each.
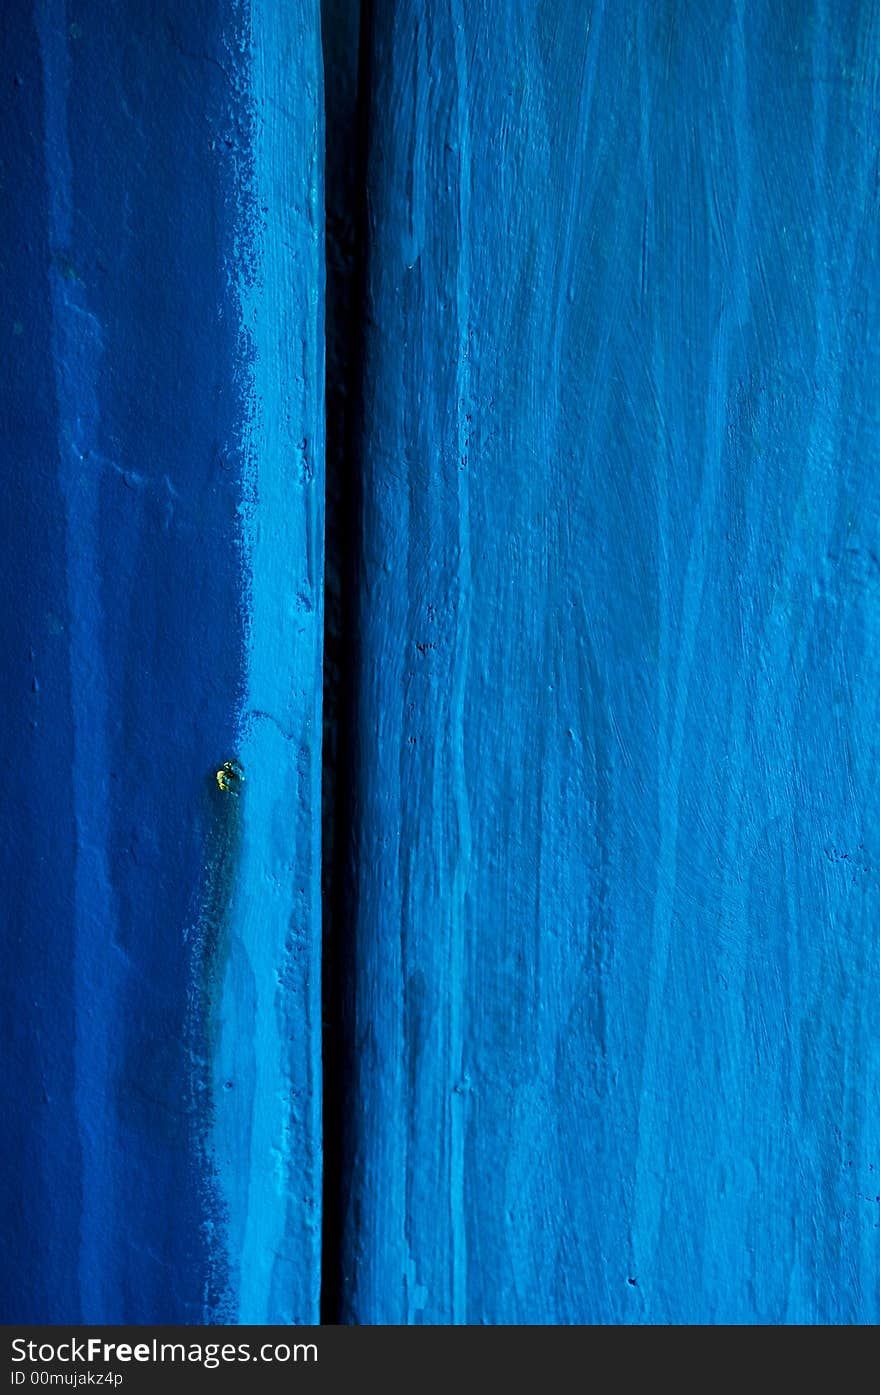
216 759 245 794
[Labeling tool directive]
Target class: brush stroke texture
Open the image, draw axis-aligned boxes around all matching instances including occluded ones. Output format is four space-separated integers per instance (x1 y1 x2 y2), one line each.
338 0 880 1323
1 0 323 1322
5 0 880 1329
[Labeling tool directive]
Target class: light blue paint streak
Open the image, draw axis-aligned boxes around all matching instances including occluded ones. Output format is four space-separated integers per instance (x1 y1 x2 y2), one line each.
209 0 324 1324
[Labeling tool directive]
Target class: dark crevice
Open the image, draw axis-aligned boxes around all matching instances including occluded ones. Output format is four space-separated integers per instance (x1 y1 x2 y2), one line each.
319 0 372 1325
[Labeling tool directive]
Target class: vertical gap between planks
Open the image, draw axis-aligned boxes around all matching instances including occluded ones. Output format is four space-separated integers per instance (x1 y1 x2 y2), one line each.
319 0 373 1324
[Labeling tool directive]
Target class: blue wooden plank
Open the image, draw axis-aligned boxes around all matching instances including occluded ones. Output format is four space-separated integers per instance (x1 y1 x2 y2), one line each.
341 0 880 1323
1 0 323 1322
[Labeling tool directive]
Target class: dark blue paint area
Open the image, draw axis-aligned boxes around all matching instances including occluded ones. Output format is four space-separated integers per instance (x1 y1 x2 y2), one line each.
0 4 81 1326
2 0 249 1322
340 0 880 1323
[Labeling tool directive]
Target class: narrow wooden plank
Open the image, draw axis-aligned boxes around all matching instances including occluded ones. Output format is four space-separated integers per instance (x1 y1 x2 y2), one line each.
342 0 880 1322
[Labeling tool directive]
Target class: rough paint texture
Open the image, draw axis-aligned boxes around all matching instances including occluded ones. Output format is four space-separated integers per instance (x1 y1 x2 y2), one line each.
1 0 323 1323
339 0 880 1323
4 0 880 1329
209 0 324 1325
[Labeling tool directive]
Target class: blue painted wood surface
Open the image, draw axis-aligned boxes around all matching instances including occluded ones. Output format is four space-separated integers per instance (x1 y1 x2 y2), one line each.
2 0 324 1323
4 0 880 1327
338 0 880 1323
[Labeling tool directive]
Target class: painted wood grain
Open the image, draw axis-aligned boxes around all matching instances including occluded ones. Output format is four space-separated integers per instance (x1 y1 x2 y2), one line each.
5 0 880 1329
338 0 880 1323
